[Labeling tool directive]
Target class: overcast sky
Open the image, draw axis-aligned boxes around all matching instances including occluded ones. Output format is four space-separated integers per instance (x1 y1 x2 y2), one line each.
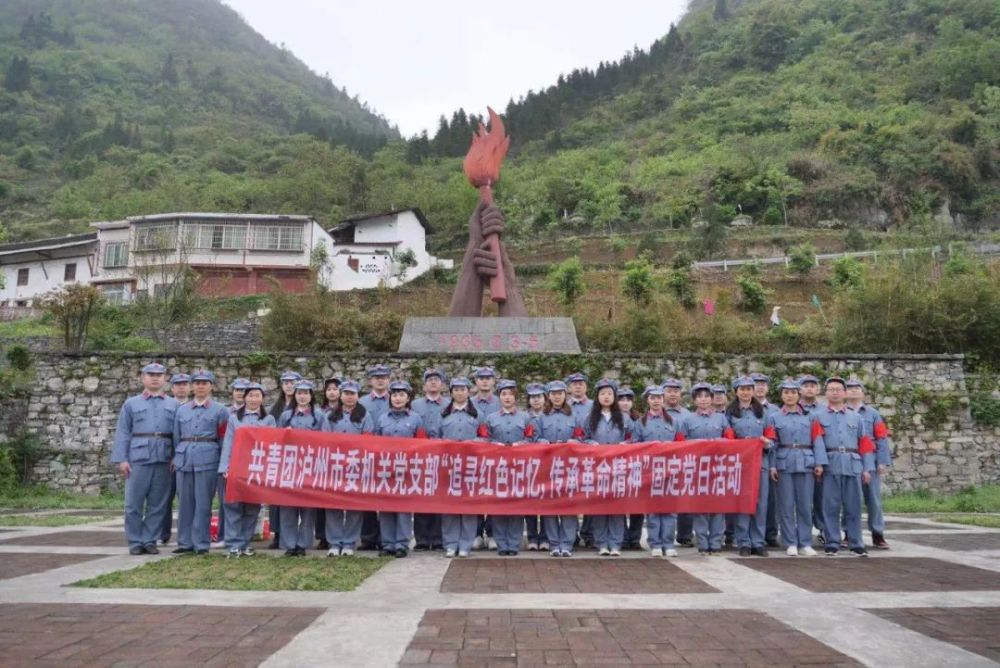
222 0 689 137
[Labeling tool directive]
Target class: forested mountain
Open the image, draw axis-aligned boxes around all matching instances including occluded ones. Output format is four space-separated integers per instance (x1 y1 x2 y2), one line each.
0 0 396 239
1 0 998 247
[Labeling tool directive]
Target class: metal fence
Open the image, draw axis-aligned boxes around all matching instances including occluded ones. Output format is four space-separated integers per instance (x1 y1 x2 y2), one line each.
693 242 1000 271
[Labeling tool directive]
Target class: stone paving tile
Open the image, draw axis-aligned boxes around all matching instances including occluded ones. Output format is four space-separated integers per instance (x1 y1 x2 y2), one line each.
440 558 718 594
400 609 861 666
0 603 324 667
884 521 962 531
0 553 105 581
892 532 1000 551
733 556 1000 593
0 530 125 547
867 607 1000 663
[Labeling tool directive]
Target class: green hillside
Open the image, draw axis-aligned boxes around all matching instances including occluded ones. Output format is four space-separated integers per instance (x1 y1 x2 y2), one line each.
1 0 998 249
0 0 396 239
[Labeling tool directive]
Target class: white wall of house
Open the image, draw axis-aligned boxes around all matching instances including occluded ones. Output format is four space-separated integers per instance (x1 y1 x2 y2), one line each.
0 245 96 307
328 210 453 291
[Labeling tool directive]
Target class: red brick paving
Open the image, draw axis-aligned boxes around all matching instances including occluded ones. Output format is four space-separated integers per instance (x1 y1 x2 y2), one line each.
733 556 1000 592
0 603 323 667
868 607 1000 662
892 532 1000 551
440 558 718 594
0 530 125 547
400 609 861 666
0 553 105 580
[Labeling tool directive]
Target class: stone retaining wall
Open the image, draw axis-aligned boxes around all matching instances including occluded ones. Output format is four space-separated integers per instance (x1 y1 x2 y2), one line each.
8 351 996 495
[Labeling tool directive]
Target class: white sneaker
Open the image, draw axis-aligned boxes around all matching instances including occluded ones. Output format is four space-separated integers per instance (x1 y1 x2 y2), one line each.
341 548 354 557
665 548 678 557
561 550 573 557
650 548 664 557
786 546 799 557
472 536 484 550
487 537 498 550
458 550 469 558
539 541 549 551
599 547 610 556
445 548 456 558
800 546 817 557
610 548 621 557
527 543 538 551
326 547 341 557
550 549 561 557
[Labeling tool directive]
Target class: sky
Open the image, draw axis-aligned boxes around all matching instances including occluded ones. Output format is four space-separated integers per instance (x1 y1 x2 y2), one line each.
222 0 690 137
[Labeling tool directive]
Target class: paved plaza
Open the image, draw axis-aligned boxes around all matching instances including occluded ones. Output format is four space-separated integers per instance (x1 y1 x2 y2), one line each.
0 512 998 666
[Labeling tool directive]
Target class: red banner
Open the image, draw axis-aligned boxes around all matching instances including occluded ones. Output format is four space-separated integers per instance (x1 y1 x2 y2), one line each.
226 427 763 514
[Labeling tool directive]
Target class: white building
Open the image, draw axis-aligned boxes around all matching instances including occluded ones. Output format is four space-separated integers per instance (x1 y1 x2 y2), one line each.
89 212 336 301
326 208 452 290
0 209 450 309
0 233 98 308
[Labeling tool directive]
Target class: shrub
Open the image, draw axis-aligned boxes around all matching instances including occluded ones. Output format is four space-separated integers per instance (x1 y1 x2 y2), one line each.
829 256 864 290
5 344 31 370
736 262 768 313
548 256 586 309
787 243 815 279
262 290 403 352
622 257 655 305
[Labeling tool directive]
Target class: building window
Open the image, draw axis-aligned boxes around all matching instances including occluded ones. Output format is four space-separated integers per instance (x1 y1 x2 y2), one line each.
183 223 246 251
64 263 76 281
250 225 303 251
104 242 128 268
16 268 28 286
99 283 131 305
134 225 176 252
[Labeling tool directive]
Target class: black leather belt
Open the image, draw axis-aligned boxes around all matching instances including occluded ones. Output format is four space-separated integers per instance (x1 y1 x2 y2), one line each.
133 432 172 438
184 437 219 443
779 444 812 450
830 447 858 453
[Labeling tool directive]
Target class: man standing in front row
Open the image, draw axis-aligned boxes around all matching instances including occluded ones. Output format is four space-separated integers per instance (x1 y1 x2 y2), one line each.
112 363 178 555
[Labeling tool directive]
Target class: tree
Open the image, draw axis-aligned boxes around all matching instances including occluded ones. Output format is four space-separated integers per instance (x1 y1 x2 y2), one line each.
787 244 815 279
622 257 655 305
161 54 179 85
3 56 30 92
548 256 585 310
736 262 769 313
131 241 202 346
39 284 103 353
830 256 864 291
713 0 731 20
392 248 417 282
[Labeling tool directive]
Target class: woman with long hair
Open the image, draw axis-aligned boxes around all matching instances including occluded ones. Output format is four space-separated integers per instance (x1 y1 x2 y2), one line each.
582 379 633 556
323 379 373 557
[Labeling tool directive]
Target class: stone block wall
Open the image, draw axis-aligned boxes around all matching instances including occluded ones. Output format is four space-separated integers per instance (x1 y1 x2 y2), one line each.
8 351 996 495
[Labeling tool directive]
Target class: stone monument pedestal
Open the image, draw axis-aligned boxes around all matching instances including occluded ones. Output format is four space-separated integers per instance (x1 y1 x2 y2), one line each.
398 317 580 354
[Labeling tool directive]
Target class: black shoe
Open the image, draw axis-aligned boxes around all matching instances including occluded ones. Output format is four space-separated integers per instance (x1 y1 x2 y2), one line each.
724 535 734 548
430 544 444 551
379 549 394 557
765 538 780 549
817 534 826 545
413 544 430 552
697 549 708 555
394 548 408 558
317 539 330 551
295 547 306 556
144 544 159 555
195 549 208 555
872 533 890 550
172 547 193 554
825 548 838 556
738 547 752 557
851 547 869 557
678 538 695 548
129 546 144 555
284 549 297 557
359 542 379 551
751 547 769 557
159 536 171 545
268 538 280 550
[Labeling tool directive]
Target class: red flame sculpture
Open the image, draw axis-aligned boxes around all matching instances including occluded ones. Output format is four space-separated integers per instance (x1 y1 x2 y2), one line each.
463 107 510 303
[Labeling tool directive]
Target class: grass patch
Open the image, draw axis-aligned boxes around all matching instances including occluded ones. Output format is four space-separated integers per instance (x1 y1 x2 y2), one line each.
883 485 1000 514
0 485 124 511
0 513 118 527
73 553 391 591
932 514 1000 528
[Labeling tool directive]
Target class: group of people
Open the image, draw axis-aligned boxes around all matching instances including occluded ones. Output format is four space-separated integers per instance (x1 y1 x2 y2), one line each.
112 363 892 561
